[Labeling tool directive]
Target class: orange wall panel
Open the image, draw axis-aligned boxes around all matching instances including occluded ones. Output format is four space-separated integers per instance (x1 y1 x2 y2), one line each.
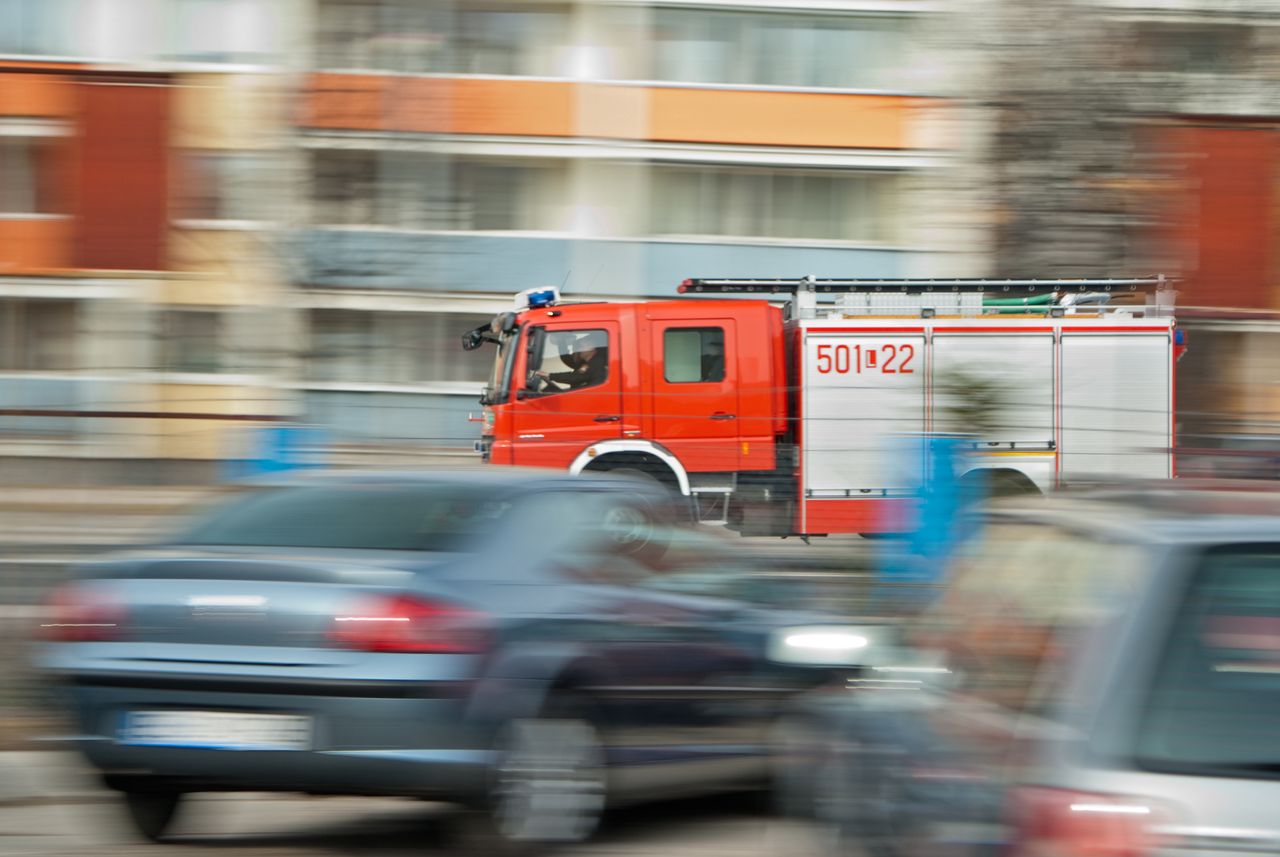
300 73 392 130
0 72 75 118
1171 126 1277 311
300 74 927 149
443 79 573 137
73 77 171 271
648 89 924 149
0 218 72 272
302 74 574 137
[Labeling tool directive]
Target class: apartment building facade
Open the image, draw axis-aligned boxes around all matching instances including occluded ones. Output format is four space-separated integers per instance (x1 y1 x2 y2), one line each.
294 0 945 451
27 0 1280 468
0 0 296 474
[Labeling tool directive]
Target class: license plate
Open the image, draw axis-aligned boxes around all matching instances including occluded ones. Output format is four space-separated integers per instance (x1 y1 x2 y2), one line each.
120 710 312 751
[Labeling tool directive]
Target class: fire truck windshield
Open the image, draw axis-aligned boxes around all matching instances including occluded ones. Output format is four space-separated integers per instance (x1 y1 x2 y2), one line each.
480 328 518 405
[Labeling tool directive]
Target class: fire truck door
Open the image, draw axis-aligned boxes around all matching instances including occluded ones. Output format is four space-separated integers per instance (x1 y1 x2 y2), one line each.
512 322 623 469
650 320 740 470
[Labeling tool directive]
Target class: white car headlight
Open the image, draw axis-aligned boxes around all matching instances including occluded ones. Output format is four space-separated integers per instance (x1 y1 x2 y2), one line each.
768 624 887 667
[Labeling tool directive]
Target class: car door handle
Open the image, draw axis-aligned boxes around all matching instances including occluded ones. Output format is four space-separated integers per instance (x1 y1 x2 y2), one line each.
594 415 621 422
710 412 736 421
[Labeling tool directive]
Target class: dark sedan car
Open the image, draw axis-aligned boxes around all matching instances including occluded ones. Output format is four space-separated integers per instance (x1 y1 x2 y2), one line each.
38 469 871 848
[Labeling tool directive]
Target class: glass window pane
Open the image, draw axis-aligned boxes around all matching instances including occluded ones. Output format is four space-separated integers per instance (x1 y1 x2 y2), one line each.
0 0 74 56
535 329 609 394
160 310 223 373
664 328 725 383
650 166 899 241
649 9 908 87
182 484 514 552
19 300 77 370
179 152 271 221
0 138 64 215
1137 547 1280 774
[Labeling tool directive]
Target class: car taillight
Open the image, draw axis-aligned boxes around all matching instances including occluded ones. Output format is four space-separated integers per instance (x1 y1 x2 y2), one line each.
1010 787 1176 857
329 594 488 654
41 583 125 642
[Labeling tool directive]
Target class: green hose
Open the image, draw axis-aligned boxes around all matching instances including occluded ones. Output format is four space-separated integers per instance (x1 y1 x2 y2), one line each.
982 293 1056 307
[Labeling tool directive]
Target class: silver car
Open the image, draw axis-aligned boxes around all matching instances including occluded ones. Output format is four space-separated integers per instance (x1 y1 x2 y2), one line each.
785 486 1280 857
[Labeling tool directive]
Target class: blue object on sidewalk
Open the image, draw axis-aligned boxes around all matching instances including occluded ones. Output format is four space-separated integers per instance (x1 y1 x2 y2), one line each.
873 434 980 609
221 425 328 481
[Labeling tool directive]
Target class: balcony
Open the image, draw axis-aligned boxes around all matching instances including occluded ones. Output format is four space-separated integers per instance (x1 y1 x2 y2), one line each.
300 74 930 150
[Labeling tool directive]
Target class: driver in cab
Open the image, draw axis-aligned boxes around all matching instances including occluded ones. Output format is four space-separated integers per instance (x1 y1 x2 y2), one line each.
534 331 608 392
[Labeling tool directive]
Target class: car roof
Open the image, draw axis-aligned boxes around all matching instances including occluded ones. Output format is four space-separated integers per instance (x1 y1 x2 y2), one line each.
987 481 1280 545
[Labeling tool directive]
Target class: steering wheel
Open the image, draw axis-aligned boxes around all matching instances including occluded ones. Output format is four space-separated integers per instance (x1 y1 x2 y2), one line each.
527 371 550 393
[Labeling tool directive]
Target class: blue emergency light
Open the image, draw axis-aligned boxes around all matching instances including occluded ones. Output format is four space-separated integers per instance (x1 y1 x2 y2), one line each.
527 288 557 308
515 286 561 310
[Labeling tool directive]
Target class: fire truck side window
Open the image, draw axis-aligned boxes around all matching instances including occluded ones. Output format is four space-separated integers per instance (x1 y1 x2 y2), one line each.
664 327 725 383
529 328 609 394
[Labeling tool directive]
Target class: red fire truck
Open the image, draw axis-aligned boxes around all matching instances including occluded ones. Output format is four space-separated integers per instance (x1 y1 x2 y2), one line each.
463 277 1182 536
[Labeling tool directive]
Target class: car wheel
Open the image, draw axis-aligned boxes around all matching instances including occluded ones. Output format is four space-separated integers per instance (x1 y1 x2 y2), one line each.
768 712 827 818
121 788 185 842
477 693 607 853
821 742 916 857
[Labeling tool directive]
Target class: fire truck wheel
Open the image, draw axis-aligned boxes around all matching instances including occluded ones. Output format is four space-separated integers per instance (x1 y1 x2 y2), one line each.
605 466 668 491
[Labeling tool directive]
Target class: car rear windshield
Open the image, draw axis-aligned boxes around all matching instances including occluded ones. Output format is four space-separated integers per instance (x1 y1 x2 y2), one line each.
1136 545 1280 777
179 484 512 552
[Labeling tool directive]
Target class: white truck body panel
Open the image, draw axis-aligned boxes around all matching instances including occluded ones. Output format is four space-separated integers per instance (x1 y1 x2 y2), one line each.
798 317 1173 495
1060 332 1172 480
803 333 925 494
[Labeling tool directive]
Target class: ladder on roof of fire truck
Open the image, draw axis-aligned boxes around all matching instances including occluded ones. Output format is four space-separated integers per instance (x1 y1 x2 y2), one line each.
677 276 1171 294
677 276 1174 319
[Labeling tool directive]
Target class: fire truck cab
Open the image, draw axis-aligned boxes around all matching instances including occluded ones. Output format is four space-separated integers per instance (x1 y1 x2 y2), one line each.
464 277 1181 537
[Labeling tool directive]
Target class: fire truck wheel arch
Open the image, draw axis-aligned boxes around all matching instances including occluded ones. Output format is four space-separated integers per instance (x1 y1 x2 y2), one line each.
569 441 691 496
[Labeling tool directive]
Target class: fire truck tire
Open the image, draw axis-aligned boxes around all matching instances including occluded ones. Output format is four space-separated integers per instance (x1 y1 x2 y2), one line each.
961 469 1041 502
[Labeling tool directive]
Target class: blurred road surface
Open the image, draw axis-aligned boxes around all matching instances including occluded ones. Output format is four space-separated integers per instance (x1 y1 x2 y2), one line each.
0 753 833 857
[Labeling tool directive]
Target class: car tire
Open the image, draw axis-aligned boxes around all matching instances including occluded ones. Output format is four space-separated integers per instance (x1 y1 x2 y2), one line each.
121 788 185 842
821 741 916 857
768 712 827 819
470 692 608 855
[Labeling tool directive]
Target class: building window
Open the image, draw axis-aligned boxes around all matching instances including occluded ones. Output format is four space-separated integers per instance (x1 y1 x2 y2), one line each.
453 4 572 76
177 151 273 222
316 0 570 75
316 0 446 72
652 166 901 243
664 328 725 383
1130 22 1254 75
0 299 77 370
0 137 65 215
312 151 564 231
0 0 75 57
167 0 278 65
307 310 493 385
650 10 909 89
159 310 224 373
